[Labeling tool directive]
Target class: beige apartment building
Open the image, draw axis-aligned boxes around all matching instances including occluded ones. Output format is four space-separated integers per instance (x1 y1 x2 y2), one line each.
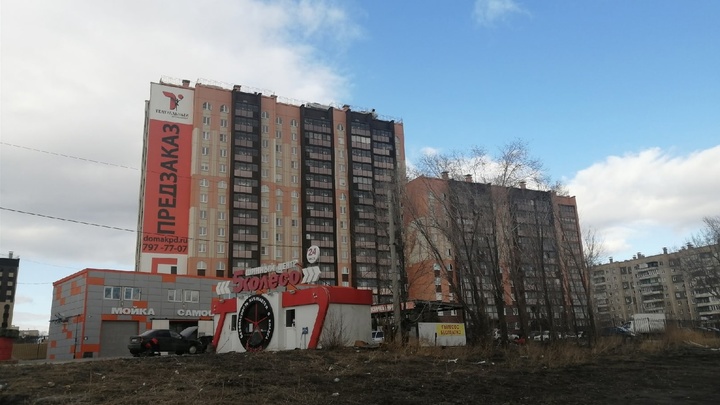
136 77 405 305
591 245 720 327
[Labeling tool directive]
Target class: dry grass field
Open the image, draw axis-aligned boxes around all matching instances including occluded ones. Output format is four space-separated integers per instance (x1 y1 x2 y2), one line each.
1 330 719 405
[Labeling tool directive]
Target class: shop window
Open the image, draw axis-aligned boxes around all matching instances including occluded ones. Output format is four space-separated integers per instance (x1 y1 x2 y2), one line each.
123 287 141 301
168 289 182 302
104 286 121 300
184 290 200 303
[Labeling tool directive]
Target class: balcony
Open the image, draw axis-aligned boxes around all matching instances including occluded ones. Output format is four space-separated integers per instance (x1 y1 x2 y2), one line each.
637 269 660 280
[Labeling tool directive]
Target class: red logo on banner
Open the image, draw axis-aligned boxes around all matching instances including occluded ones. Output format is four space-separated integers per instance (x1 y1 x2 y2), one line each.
162 91 184 110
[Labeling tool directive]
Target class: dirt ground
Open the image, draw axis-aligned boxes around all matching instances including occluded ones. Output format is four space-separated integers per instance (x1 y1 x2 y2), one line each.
1 342 719 405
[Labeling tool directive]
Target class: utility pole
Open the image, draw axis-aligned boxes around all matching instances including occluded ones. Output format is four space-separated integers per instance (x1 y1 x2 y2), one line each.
389 188 402 343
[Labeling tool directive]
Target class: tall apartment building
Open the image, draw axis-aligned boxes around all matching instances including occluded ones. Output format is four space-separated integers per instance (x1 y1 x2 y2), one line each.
404 175 588 336
136 78 405 304
591 245 720 327
0 252 20 329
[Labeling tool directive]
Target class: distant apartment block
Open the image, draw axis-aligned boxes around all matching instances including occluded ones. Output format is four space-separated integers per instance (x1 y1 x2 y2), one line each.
591 245 720 327
136 78 405 304
0 252 20 329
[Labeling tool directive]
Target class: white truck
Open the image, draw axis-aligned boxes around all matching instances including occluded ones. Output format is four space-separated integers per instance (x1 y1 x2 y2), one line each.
622 313 666 336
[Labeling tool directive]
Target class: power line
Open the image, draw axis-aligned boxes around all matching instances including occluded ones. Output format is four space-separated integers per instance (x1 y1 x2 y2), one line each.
1 142 139 170
1 207 135 233
0 206 315 249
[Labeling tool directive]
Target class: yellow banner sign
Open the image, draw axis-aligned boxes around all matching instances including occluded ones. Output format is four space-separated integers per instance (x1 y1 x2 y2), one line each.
436 323 465 336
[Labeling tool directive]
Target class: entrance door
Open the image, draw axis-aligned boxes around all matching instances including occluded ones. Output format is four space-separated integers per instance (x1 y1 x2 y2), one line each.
100 321 138 357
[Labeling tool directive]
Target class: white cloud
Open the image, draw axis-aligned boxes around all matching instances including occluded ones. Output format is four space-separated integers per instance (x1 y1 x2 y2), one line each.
568 146 720 259
473 0 528 26
0 1 358 283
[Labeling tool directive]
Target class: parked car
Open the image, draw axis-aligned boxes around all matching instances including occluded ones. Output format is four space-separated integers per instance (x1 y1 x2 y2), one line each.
128 326 206 356
600 326 634 337
371 330 385 343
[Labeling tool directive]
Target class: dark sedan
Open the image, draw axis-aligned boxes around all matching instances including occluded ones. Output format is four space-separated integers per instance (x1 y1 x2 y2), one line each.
128 326 205 356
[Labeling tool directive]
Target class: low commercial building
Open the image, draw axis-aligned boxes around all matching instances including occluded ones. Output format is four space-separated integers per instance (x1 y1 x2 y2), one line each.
48 269 220 360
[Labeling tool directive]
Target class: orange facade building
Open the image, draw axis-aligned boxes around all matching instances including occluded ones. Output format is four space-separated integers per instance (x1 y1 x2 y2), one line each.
136 78 405 305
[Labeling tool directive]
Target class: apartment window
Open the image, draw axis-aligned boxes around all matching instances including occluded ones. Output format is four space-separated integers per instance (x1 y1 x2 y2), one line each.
199 226 207 236
276 159 282 168
202 131 211 140
168 289 182 302
262 125 268 133
339 164 345 172
104 286 121 300
198 243 207 253
202 102 211 110
337 123 344 131
218 180 227 189
342 267 349 274
201 147 209 156
217 243 225 254
291 191 299 198
291 219 298 227
276 218 283 227
262 154 268 163
276 202 283 211
342 282 349 287
261 169 268 178
340 206 346 214
261 198 269 208
275 249 282 258
219 133 227 142
200 194 208 203
123 287 141 301
276 233 283 242
340 221 347 229
220 104 229 113
261 215 269 224
220 118 228 128
291 147 297 155
201 163 209 172
184 290 200 303
218 227 226 237
261 231 268 239
203 116 211 125
199 210 207 220
276 130 282 139
276 117 283 125
291 175 298 184
262 139 269 148
220 148 228 157
292 133 297 141
291 119 298 127
342 235 347 244
261 111 269 118
292 235 299 243
291 161 298 169
261 246 268 255
436 293 443 301
218 211 226 221
200 178 209 187
219 195 226 204
292 204 298 213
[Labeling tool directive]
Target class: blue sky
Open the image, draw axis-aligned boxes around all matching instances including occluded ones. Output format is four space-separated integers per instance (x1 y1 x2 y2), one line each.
1 0 719 332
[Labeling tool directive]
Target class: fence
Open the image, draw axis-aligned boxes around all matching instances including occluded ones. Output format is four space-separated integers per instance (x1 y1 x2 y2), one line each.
12 343 47 360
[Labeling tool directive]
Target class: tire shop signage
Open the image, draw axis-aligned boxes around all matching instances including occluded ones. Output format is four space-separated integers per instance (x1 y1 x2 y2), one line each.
215 260 321 295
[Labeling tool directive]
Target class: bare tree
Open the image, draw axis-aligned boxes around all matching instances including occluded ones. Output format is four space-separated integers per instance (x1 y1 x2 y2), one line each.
405 141 577 344
679 216 720 314
559 226 605 346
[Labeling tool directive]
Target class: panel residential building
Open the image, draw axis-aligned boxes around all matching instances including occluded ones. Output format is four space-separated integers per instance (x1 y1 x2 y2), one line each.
590 245 720 327
404 175 588 336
